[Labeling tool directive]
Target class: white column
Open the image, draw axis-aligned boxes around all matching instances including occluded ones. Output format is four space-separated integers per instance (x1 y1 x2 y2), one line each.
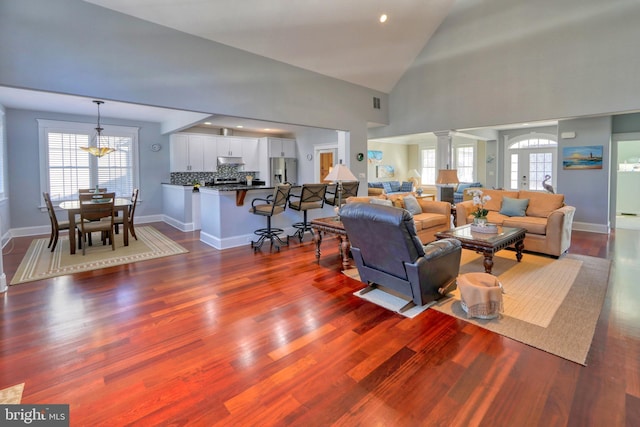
433 130 455 202
433 130 454 170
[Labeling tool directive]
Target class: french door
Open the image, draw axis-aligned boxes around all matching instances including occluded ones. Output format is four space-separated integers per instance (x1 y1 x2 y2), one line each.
507 149 556 191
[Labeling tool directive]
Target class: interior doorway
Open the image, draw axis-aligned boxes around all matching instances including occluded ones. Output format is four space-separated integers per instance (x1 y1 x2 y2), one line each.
315 146 337 182
612 133 640 230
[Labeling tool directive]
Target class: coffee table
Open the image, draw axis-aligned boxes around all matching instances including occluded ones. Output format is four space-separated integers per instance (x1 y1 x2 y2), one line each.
310 216 351 269
435 224 526 274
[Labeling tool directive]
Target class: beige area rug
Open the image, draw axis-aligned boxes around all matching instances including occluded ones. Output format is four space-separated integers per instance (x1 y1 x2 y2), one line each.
0 383 24 404
345 251 611 365
10 226 188 285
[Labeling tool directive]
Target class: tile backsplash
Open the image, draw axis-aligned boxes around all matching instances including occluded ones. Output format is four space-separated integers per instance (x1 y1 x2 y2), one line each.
170 165 257 185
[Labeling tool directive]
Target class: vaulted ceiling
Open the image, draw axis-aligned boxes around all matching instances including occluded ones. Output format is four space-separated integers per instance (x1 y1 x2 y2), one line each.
83 0 456 93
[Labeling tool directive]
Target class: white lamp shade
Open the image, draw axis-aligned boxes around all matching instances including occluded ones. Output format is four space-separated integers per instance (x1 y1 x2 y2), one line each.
324 164 357 182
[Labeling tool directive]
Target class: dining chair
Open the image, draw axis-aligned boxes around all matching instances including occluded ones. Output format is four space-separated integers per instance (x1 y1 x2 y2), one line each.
111 188 139 240
77 192 116 255
43 192 70 252
79 188 107 193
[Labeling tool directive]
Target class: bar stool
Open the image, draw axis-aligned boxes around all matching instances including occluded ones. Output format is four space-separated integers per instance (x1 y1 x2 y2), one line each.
249 184 291 251
287 183 328 242
324 181 359 207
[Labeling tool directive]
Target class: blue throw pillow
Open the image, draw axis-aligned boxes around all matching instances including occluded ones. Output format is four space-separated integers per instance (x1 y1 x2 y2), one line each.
500 197 529 217
389 181 401 192
399 181 413 192
402 195 422 215
381 182 393 193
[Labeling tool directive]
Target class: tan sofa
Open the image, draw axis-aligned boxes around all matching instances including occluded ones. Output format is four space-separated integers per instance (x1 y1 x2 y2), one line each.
455 189 576 257
346 194 452 243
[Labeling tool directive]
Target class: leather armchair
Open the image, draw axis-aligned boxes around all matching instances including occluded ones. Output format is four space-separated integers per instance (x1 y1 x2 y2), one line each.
340 202 462 312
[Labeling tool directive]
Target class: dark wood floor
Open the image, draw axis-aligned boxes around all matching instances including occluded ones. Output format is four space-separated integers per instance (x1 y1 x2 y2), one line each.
1 223 638 426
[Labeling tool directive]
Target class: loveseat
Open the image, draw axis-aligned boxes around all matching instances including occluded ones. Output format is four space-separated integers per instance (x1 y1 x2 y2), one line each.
346 193 452 243
455 189 576 257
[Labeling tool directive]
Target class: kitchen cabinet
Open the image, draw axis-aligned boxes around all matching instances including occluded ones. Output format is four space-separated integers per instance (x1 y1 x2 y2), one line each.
216 137 245 157
170 133 216 172
242 138 260 171
266 138 296 158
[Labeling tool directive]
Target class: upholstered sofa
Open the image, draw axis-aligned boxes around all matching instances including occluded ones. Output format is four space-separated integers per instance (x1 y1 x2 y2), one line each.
455 189 576 257
368 181 413 196
346 193 452 243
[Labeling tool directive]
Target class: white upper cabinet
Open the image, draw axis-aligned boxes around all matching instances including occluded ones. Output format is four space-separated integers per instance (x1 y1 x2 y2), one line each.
216 137 245 157
267 138 296 158
271 138 297 157
170 133 216 172
242 138 260 171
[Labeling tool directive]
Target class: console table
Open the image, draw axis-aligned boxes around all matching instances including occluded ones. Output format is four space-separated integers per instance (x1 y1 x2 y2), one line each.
310 216 351 269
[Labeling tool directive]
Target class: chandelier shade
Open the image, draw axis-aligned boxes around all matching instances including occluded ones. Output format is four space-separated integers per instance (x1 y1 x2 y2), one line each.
80 100 116 157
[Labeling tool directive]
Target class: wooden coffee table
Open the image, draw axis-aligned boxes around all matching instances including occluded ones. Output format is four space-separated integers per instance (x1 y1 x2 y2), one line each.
310 216 351 269
435 224 526 274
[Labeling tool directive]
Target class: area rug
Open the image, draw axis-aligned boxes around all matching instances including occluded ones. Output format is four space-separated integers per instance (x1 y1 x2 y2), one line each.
345 251 611 365
0 383 24 404
10 226 188 285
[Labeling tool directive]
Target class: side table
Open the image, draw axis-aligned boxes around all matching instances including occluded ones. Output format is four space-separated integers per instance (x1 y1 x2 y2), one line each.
310 217 351 269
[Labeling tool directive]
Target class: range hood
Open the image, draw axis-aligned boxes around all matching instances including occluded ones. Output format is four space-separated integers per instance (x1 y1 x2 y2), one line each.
217 156 245 166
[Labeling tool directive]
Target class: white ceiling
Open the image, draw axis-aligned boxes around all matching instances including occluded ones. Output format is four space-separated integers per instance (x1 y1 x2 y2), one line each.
83 0 455 93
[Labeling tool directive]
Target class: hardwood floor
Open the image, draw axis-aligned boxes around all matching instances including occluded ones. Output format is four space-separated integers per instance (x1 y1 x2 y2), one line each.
1 223 638 426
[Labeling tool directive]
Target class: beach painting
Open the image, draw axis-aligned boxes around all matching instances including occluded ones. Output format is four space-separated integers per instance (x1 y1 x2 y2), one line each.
563 145 603 170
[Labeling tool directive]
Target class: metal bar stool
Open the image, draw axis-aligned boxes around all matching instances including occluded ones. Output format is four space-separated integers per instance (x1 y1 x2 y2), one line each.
249 184 292 251
287 183 328 242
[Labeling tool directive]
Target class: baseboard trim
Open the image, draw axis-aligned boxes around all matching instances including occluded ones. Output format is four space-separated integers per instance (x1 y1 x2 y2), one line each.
572 221 609 234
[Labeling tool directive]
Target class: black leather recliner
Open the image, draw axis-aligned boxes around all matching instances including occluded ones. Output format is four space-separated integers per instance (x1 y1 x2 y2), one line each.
340 202 462 312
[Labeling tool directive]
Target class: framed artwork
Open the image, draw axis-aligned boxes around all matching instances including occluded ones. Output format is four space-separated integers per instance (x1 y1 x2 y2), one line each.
377 165 395 178
562 145 603 170
367 150 383 164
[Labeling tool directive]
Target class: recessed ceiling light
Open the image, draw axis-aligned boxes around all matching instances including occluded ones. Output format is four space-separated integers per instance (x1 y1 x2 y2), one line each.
522 123 530 126
264 128 271 131
236 125 243 128
379 14 388 23
203 122 212 125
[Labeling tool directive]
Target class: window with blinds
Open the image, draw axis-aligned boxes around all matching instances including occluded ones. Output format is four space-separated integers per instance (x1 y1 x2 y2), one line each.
38 119 139 203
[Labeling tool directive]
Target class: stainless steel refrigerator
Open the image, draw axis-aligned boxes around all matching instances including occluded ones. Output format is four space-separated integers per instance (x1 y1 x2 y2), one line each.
270 157 297 186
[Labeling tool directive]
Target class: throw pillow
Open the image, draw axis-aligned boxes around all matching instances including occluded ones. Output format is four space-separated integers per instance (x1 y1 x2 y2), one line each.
399 181 413 192
381 182 393 193
402 195 422 215
370 198 393 207
500 197 529 217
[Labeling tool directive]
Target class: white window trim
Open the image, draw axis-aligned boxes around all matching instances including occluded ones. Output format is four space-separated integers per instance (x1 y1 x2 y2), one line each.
38 119 140 205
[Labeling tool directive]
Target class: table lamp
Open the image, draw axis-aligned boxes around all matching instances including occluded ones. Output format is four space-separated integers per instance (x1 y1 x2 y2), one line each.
436 169 459 204
324 161 357 217
407 169 422 194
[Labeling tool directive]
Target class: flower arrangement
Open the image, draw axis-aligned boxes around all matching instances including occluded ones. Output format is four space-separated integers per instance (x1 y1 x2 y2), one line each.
468 189 490 219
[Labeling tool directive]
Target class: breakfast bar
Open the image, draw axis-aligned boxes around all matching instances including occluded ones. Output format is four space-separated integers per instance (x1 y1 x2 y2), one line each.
198 186 336 250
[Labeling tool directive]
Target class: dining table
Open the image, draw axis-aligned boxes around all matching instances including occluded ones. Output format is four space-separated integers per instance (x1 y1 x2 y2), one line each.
59 197 132 255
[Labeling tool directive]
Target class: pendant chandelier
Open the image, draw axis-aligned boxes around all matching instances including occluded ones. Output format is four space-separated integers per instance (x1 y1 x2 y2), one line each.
80 100 116 157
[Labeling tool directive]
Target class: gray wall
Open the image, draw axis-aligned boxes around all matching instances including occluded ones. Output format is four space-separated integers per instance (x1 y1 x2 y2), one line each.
0 0 392 229
372 0 640 137
557 116 612 228
613 113 640 134
6 108 169 229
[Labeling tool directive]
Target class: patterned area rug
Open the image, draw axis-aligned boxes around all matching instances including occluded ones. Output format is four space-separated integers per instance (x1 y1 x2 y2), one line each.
10 226 188 285
0 383 24 404
345 251 611 365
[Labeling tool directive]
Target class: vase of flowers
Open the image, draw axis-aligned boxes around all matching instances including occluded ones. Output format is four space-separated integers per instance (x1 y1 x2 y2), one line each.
468 189 490 225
